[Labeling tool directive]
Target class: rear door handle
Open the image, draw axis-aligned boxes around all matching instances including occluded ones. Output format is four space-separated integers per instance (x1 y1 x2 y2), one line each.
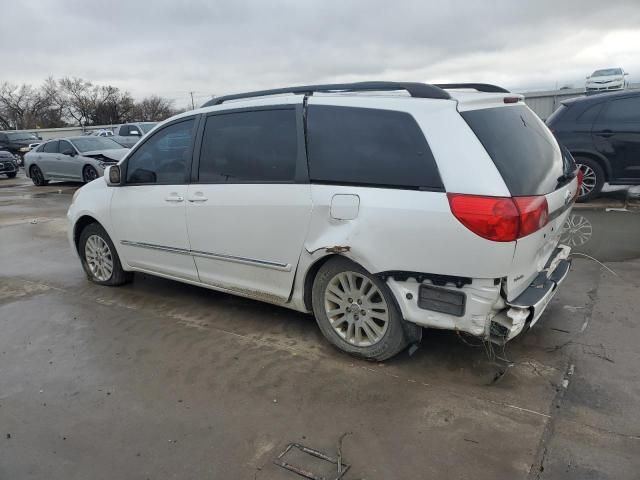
188 192 208 203
165 195 184 203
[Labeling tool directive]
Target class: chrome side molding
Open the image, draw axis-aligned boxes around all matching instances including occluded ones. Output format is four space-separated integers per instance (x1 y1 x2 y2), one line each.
120 240 291 271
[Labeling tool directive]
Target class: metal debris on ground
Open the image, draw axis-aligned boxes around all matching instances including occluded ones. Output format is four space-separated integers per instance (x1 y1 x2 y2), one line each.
273 442 351 480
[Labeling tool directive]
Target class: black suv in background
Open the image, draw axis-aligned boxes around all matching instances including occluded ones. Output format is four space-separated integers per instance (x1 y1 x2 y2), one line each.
0 131 42 164
546 90 640 201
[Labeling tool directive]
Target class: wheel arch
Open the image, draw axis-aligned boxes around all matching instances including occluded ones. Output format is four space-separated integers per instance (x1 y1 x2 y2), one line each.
570 150 611 181
73 215 101 252
302 253 342 311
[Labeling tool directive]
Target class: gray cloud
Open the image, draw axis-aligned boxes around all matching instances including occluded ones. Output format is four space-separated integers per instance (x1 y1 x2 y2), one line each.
2 0 640 108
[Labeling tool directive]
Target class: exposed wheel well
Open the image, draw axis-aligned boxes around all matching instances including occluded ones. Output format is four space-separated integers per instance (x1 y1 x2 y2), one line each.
571 152 610 181
73 215 100 251
303 254 340 311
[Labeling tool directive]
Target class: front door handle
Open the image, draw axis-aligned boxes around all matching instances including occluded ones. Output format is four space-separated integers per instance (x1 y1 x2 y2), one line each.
595 130 614 137
165 195 184 203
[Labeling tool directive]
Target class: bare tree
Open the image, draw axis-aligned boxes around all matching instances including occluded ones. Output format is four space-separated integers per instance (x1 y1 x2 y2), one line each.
0 82 54 129
58 77 97 127
133 95 177 122
0 76 179 129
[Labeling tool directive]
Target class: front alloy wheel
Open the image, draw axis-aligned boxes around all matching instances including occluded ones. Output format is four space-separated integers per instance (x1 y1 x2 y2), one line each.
84 234 114 282
83 165 99 183
79 222 132 286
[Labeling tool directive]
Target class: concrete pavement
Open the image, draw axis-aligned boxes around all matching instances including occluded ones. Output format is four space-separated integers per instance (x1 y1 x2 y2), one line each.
1 173 638 479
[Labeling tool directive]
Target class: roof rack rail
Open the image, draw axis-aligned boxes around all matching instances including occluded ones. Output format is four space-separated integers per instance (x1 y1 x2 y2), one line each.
434 83 510 93
202 81 451 106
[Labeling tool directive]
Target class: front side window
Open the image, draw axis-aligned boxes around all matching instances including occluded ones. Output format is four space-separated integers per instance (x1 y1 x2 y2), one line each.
198 109 298 183
43 141 59 153
601 97 640 124
118 125 130 136
125 118 195 184
58 140 75 155
307 105 443 190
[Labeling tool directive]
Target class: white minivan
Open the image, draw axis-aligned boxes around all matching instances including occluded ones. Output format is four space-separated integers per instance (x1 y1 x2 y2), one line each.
67 82 580 360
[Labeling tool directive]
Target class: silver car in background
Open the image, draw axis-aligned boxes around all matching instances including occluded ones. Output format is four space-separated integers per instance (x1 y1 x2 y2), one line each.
24 136 129 186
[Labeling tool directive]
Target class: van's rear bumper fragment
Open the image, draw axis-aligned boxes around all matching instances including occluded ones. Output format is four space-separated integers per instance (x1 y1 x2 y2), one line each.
491 245 571 342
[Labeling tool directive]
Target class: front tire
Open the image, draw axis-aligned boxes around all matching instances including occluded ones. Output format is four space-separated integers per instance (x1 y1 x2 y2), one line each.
30 165 48 186
79 223 131 286
574 156 604 202
311 257 412 361
6 172 17 178
83 165 99 183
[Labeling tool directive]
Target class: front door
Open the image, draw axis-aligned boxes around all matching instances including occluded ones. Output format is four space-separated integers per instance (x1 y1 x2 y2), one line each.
186 105 312 302
56 139 82 180
110 117 199 281
592 95 640 181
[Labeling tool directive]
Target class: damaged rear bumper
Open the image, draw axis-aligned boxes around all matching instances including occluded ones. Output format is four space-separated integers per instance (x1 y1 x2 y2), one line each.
490 245 571 343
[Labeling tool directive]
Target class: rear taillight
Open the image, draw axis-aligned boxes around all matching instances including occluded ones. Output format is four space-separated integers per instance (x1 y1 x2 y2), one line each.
447 193 549 242
513 196 549 237
575 169 584 199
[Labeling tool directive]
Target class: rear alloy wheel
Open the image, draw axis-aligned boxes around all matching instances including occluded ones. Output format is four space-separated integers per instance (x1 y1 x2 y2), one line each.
79 223 132 286
312 257 417 361
574 157 604 202
83 165 99 183
30 165 48 186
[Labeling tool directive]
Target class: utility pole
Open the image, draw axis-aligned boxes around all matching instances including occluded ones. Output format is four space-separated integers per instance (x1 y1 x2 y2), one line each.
189 91 195 110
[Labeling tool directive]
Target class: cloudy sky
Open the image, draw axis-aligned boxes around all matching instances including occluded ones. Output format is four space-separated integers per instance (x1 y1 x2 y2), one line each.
2 0 640 108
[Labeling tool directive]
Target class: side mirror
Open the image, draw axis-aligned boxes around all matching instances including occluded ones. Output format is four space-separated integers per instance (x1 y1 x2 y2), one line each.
104 165 122 186
130 130 140 136
62 149 76 156
624 72 629 75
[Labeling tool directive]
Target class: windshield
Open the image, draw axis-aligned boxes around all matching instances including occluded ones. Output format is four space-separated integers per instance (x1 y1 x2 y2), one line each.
593 68 622 77
139 123 158 133
7 132 39 141
70 137 123 152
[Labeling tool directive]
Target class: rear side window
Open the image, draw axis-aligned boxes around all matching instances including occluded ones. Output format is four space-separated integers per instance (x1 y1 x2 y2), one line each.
461 105 563 196
43 141 59 153
306 106 443 190
601 97 640 123
198 109 298 183
576 103 603 124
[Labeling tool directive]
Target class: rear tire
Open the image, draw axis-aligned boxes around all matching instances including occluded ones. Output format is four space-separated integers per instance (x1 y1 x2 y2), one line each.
78 223 132 286
311 256 413 361
83 165 99 183
30 165 48 186
574 156 604 202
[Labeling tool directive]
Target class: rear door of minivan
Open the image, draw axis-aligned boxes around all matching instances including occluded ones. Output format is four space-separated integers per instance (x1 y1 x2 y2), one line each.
186 100 312 303
461 103 578 300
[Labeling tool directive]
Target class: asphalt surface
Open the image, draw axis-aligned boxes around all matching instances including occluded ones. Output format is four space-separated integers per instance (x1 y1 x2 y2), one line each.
1 173 639 479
